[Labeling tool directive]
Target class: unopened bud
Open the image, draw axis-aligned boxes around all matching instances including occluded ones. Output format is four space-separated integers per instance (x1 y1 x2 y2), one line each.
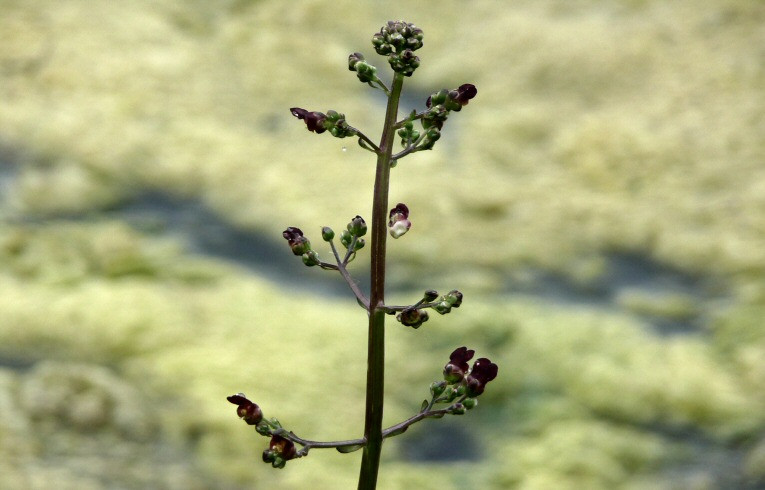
321 226 335 242
449 403 466 415
463 398 478 410
397 307 429 328
430 380 447 397
340 230 352 249
433 301 452 315
347 215 367 237
302 250 320 267
445 290 463 307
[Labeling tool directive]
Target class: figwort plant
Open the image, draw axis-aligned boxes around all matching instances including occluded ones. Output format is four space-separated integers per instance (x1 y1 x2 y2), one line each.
228 21 497 490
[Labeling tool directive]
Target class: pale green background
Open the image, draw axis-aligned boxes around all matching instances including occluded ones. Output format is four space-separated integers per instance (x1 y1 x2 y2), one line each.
1 0 764 489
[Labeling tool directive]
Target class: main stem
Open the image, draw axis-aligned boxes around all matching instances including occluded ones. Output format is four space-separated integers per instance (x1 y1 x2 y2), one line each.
357 72 405 490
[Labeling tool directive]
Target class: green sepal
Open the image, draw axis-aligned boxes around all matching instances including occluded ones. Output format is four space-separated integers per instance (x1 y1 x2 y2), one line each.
337 444 365 454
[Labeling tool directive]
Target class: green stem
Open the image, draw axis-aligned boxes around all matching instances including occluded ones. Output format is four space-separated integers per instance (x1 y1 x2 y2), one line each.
357 71 405 490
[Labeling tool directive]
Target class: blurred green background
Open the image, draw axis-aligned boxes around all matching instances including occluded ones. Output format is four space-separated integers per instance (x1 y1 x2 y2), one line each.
1 0 764 488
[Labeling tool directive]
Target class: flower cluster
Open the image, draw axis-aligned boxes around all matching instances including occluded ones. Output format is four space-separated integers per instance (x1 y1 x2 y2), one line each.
348 52 378 84
422 84 478 132
228 393 297 469
443 347 498 398
372 21 424 76
393 288 464 329
340 215 367 252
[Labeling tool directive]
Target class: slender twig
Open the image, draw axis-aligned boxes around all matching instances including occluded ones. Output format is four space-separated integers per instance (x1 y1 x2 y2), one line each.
378 301 441 313
328 240 370 310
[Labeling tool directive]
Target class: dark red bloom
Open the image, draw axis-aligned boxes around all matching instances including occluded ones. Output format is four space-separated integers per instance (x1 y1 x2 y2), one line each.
444 346 474 384
452 84 477 106
466 358 498 397
269 434 297 461
227 393 263 425
290 107 327 133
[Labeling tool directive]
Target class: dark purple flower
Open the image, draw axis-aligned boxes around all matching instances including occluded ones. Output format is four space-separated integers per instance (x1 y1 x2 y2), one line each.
444 346 474 384
290 107 327 134
451 84 477 106
227 393 263 425
269 434 296 461
282 227 311 255
466 358 498 397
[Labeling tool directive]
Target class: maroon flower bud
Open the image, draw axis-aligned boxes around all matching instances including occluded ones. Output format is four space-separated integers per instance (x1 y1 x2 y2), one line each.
423 289 439 302
388 203 411 239
227 393 263 425
283 227 311 255
290 107 327 134
466 358 498 397
397 307 429 328
269 434 297 461
443 347 474 384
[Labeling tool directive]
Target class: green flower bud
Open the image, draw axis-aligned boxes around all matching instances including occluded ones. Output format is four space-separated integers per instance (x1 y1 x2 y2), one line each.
448 403 466 415
302 250 320 267
423 289 439 302
324 110 357 138
340 229 352 249
388 49 420 77
463 398 478 410
347 215 367 237
430 380 447 398
421 105 449 131
372 21 424 56
321 226 335 242
353 238 365 251
433 301 452 315
421 127 441 150
348 53 379 84
445 290 463 307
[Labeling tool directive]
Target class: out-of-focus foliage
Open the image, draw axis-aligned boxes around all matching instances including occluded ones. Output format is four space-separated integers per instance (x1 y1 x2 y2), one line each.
1 0 764 489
